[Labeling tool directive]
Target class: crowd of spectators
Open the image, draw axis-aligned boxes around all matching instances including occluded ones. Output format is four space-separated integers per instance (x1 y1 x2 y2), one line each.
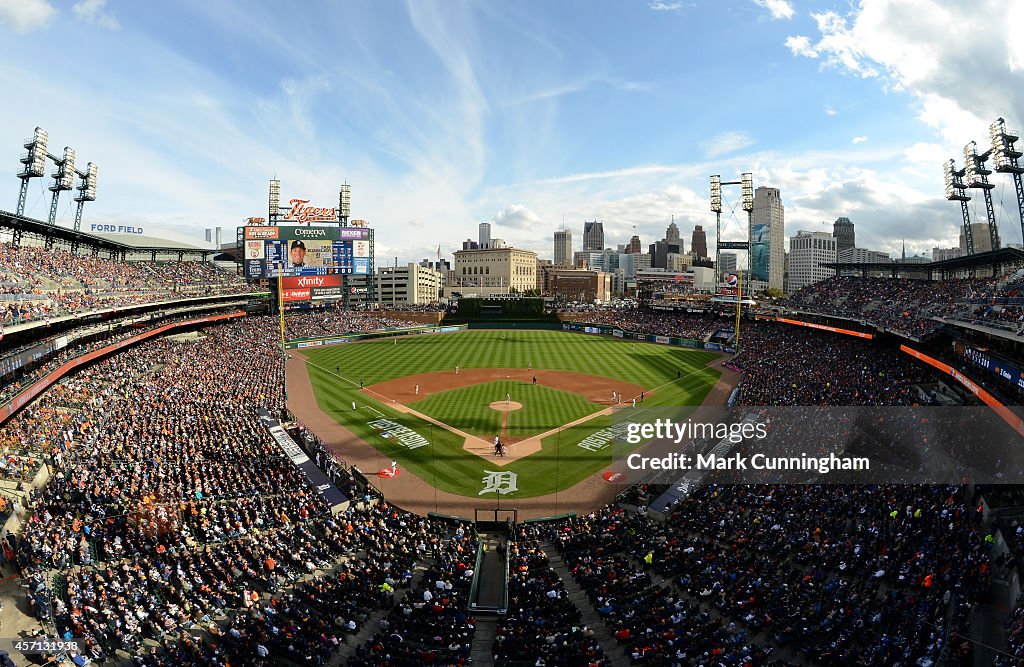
284 307 431 340
350 522 477 665
0 277 1018 664
0 242 253 326
780 270 1024 338
561 307 733 341
544 484 987 666
0 309 240 407
730 320 942 406
495 528 607 666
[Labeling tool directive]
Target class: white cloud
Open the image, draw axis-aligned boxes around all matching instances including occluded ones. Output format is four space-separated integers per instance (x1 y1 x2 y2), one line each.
852 135 867 144
492 204 544 231
72 0 119 30
701 131 755 158
784 1 1024 150
648 1 685 12
753 0 794 20
824 105 838 116
0 0 56 32
784 35 818 58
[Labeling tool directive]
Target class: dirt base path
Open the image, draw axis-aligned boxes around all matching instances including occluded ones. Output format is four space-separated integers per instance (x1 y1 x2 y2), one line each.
366 367 649 406
286 352 741 520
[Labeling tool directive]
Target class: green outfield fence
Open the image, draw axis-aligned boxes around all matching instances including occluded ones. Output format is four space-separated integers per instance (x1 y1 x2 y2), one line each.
285 323 468 349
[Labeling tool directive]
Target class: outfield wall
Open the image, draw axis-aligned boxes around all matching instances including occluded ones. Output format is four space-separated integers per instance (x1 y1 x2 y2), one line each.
285 324 469 350
560 321 736 353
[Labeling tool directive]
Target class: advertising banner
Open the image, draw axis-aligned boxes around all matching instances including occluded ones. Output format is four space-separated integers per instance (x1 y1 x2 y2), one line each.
750 222 770 283
959 344 1024 390
770 316 874 339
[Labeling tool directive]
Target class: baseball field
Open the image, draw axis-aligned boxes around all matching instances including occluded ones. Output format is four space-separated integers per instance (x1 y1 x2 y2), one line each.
297 330 722 499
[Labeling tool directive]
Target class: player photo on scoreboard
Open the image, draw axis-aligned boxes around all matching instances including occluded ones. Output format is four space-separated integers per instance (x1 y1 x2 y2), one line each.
287 239 334 268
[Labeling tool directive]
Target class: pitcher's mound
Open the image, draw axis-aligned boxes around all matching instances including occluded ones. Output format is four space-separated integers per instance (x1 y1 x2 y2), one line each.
489 401 523 412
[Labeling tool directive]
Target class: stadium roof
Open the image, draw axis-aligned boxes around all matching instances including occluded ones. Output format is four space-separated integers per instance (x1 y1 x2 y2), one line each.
0 209 213 258
824 247 1024 278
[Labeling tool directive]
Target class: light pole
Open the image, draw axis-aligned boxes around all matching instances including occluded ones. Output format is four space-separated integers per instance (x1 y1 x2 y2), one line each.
990 117 1024 246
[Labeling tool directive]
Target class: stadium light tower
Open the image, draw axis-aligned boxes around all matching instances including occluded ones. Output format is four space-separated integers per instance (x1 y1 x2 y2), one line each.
269 178 281 223
944 158 974 255
72 162 98 232
963 140 1001 251
990 117 1024 245
47 147 76 226
16 127 49 215
710 175 723 271
339 182 351 226
710 171 754 351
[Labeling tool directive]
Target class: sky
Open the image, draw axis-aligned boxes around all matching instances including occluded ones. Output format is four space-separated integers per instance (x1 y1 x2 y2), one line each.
0 0 1022 264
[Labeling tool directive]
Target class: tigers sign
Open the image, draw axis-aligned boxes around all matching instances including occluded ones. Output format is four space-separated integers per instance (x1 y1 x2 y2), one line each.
283 198 337 223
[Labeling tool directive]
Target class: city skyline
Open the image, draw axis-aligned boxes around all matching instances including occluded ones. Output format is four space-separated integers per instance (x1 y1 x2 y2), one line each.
0 0 1022 264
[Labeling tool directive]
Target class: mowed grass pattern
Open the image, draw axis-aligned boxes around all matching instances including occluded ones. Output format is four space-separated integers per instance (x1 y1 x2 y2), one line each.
302 330 721 499
305 330 719 405
410 380 601 439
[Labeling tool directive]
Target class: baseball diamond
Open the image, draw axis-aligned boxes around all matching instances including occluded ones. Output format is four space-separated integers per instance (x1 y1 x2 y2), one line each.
286 330 730 512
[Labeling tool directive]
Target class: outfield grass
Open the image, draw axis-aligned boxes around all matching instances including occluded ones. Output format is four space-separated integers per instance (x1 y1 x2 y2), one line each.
301 330 721 498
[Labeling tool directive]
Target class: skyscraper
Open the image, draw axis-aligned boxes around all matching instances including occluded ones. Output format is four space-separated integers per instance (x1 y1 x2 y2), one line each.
553 229 572 267
833 217 855 254
666 220 680 243
625 235 642 254
479 222 492 249
691 225 708 259
751 186 786 291
583 220 604 251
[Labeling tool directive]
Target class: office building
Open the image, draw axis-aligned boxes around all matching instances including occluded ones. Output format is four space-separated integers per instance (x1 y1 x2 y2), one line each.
649 240 684 269
549 269 611 304
625 235 642 254
833 217 855 254
479 222 492 249
933 247 963 262
554 229 572 267
377 263 444 305
788 231 836 292
452 247 538 296
960 223 996 254
751 186 786 291
691 225 708 259
583 220 604 251
718 252 737 276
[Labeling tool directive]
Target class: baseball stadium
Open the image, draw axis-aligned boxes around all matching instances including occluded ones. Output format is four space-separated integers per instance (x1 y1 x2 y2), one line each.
1 186 1023 666
2 3 1024 666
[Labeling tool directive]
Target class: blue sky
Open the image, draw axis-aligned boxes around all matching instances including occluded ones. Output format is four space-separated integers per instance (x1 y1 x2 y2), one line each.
0 0 1022 263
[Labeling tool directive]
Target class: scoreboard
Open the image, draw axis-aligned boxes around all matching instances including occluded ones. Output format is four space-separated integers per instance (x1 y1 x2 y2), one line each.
242 225 372 279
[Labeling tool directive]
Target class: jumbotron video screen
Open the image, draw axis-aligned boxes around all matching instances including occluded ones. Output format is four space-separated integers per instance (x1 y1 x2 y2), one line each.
242 225 372 279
